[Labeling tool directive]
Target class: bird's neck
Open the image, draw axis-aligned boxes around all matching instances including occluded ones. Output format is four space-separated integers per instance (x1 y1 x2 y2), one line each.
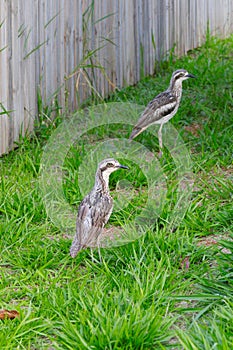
169 80 183 99
94 169 110 193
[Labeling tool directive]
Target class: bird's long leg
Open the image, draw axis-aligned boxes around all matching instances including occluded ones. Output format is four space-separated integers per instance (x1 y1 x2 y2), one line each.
90 247 95 262
97 235 102 263
89 237 102 263
158 124 163 157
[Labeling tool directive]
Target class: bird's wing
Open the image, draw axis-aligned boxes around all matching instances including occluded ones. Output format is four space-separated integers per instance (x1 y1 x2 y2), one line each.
86 196 113 247
70 193 113 257
130 91 176 139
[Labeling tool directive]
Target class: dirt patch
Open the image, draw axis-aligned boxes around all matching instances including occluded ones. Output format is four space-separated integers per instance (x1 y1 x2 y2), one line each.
184 123 202 137
197 232 232 254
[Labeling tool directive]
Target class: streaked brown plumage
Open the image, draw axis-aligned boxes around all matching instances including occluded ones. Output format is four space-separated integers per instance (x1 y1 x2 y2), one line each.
70 158 128 258
129 69 195 152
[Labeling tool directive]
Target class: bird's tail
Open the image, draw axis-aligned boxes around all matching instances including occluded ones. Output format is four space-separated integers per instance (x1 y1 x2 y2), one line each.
70 235 82 258
129 127 143 140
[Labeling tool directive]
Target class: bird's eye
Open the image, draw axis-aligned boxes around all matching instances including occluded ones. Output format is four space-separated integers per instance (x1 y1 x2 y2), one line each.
107 163 113 168
175 73 184 80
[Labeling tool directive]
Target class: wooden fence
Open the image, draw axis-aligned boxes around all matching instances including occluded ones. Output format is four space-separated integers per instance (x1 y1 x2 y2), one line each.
0 0 232 155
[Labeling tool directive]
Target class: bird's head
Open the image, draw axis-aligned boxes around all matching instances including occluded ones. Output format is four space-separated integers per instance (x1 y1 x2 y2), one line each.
96 158 129 186
172 69 196 82
169 69 196 91
98 158 128 173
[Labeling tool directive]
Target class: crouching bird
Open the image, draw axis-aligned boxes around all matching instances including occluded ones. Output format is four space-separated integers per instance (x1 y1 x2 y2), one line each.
70 158 129 258
129 69 195 155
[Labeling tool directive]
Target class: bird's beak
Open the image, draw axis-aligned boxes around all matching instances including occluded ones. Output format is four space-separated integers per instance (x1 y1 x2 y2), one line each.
118 164 129 169
186 73 196 78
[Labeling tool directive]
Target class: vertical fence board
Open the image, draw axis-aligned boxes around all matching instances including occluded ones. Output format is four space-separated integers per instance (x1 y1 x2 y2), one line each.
23 0 37 132
0 1 8 154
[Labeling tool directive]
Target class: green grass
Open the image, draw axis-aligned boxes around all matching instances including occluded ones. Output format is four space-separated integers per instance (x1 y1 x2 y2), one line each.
0 34 233 349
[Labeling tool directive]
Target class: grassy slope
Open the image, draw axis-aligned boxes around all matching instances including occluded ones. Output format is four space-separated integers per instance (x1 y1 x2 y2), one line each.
0 35 233 349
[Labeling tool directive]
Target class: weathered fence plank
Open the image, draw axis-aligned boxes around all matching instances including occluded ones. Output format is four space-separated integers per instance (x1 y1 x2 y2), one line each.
0 0 232 155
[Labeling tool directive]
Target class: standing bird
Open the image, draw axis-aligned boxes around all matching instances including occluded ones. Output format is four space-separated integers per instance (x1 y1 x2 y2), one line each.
70 158 129 258
129 69 195 153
